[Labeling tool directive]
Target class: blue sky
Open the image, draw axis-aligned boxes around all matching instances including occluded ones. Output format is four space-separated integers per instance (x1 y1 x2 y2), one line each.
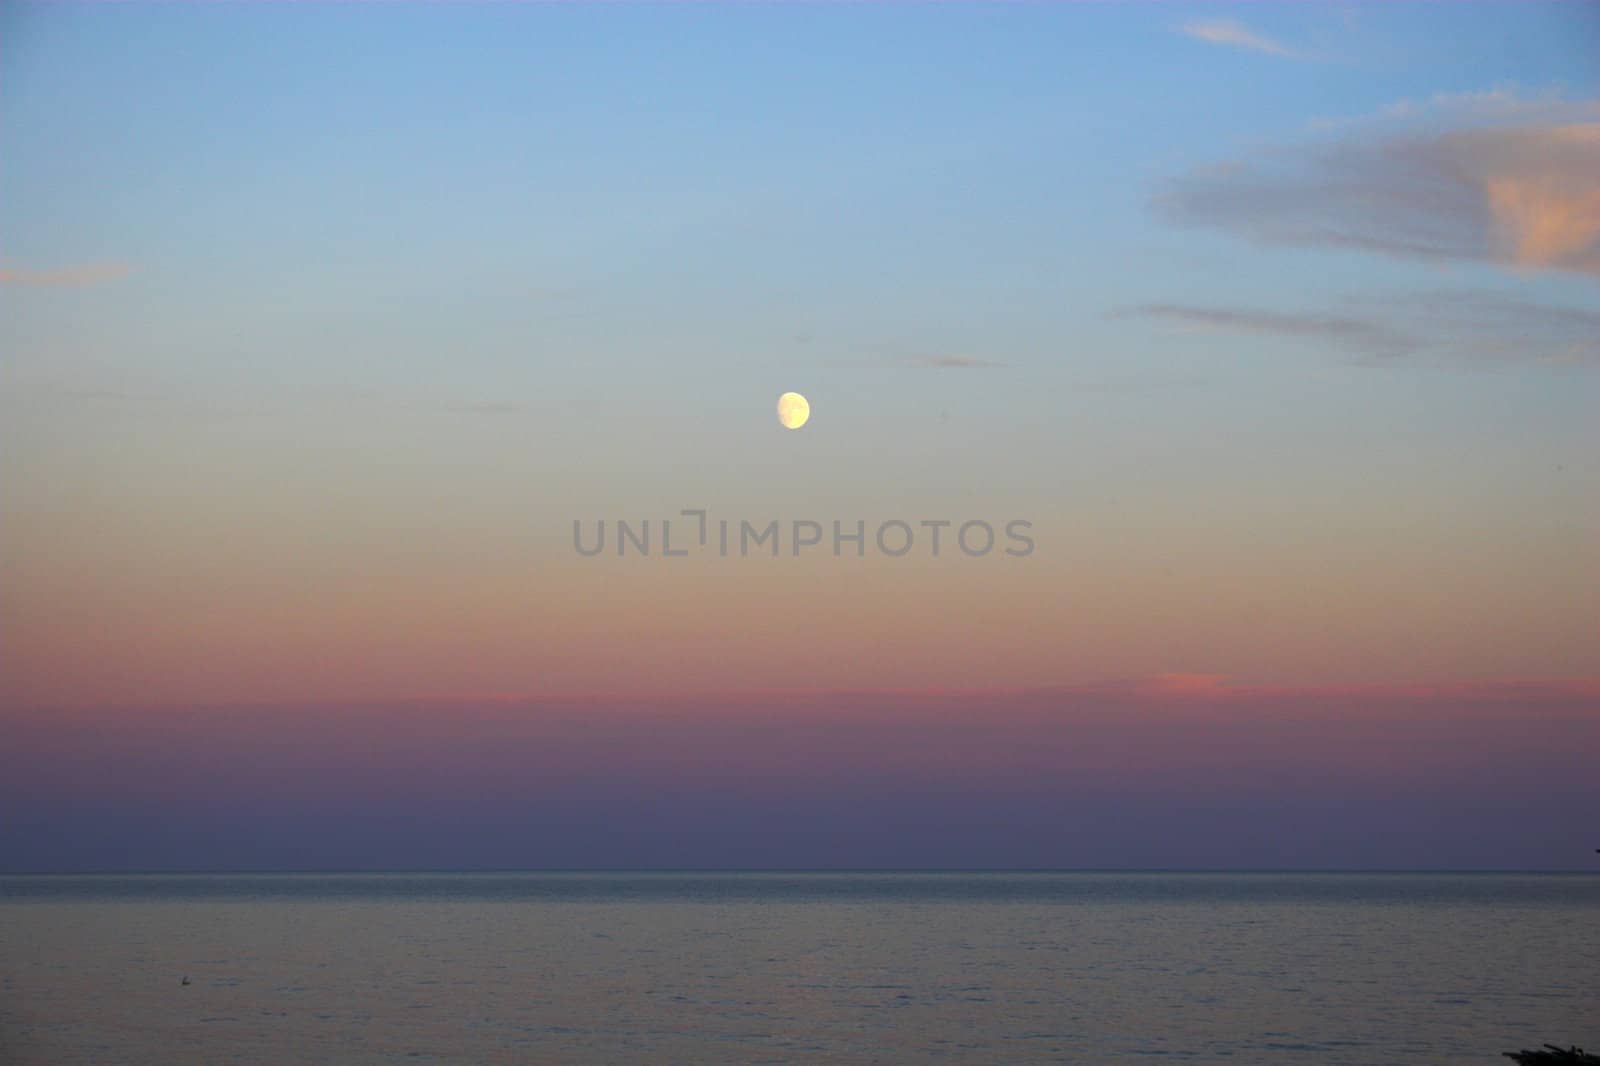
7 3 1597 394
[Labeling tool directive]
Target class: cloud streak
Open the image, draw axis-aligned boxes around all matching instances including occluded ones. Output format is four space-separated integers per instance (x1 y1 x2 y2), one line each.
1114 304 1416 361
1114 291 1600 368
822 353 1009 370
438 400 528 415
899 355 1007 369
0 262 130 287
1176 19 1295 58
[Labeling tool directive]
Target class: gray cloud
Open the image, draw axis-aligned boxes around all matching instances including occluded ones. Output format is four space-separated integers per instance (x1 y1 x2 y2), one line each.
1113 291 1599 368
1155 92 1600 278
439 400 528 415
2 381 544 417
1113 304 1416 361
1362 289 1600 367
1067 376 1211 395
822 353 1010 370
899 355 1008 369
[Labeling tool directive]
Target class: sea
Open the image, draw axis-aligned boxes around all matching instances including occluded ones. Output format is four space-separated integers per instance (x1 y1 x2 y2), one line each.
2 872 1597 1065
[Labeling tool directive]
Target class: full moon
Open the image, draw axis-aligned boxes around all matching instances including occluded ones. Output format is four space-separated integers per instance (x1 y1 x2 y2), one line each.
777 391 810 430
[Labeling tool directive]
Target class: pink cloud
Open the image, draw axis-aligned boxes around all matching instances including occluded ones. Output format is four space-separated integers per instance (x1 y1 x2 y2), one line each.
1176 20 1295 59
1158 93 1600 278
1138 673 1233 698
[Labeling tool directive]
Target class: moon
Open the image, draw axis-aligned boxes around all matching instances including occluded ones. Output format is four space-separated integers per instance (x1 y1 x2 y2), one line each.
777 391 810 430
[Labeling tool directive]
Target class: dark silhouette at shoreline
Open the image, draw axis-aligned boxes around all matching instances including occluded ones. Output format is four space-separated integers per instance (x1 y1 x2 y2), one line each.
1505 1046 1600 1064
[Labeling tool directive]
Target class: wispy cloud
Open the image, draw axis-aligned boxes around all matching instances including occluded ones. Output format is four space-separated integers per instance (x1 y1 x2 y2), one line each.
439 400 528 415
0 379 545 418
899 355 1007 369
823 352 1009 370
1113 304 1416 361
1138 673 1233 698
1176 19 1295 58
0 262 130 287
1155 90 1600 278
1066 375 1211 395
1362 289 1600 366
1113 291 1600 368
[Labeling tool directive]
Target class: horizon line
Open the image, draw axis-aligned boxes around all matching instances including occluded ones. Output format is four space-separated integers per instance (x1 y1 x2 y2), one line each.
6 866 1599 877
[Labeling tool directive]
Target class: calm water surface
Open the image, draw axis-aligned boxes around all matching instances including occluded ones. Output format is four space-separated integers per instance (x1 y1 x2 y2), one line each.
2 873 1597 1065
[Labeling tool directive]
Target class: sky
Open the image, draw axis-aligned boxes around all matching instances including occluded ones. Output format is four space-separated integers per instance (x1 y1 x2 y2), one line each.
2 1 1597 871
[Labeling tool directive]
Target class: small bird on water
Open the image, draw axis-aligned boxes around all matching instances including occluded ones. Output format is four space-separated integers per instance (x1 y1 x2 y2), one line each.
180 975 190 987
